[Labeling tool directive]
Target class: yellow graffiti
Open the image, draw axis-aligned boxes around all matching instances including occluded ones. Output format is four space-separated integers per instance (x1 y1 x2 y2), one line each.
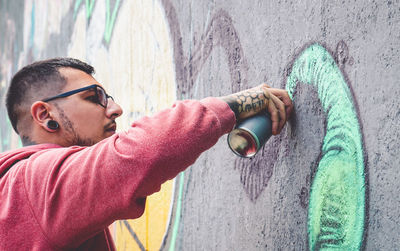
115 180 174 250
72 0 177 249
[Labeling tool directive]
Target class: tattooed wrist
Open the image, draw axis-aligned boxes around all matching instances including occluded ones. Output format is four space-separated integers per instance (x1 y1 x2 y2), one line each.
224 97 241 120
221 90 269 120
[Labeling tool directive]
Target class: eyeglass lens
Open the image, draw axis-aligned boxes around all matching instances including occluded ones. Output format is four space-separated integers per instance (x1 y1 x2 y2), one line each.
96 86 107 107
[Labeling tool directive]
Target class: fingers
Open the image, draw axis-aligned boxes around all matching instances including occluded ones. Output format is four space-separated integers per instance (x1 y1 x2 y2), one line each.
222 83 293 136
281 94 293 120
270 94 286 134
261 84 293 135
266 97 280 135
265 87 293 120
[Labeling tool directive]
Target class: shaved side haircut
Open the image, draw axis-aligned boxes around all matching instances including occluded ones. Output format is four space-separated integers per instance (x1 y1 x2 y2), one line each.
6 58 95 134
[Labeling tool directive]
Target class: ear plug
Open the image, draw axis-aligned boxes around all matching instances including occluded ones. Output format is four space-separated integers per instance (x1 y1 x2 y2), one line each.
47 120 59 130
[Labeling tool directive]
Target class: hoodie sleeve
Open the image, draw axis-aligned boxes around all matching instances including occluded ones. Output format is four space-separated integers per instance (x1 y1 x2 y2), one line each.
22 97 235 249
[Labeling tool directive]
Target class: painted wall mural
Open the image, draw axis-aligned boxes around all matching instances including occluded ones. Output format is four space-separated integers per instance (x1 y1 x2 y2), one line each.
73 0 122 45
161 0 367 247
286 43 366 250
1 0 399 250
0 1 23 152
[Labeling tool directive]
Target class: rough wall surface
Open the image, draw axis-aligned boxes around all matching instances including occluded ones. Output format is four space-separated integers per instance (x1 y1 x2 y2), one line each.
1 0 399 250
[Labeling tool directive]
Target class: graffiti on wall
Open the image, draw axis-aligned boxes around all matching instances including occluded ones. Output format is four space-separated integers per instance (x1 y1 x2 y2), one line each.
160 1 367 250
159 2 255 249
161 1 248 98
162 0 286 204
285 43 366 250
0 2 25 151
73 0 123 44
0 0 369 250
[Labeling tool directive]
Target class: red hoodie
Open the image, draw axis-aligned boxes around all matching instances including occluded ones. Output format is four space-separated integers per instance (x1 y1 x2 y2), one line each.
0 98 235 250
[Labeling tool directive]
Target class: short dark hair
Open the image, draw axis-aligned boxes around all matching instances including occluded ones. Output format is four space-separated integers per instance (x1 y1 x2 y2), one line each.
6 58 95 134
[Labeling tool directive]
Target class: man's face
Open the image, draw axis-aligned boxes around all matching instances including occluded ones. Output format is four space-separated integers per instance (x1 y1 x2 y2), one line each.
52 67 123 146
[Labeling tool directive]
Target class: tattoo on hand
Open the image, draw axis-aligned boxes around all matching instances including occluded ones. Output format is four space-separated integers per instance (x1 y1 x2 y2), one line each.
224 90 269 119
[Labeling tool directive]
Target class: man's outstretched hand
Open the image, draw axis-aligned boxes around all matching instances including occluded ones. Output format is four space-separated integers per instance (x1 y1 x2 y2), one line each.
220 84 293 135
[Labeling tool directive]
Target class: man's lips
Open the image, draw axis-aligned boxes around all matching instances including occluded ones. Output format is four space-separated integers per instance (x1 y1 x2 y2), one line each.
105 121 117 132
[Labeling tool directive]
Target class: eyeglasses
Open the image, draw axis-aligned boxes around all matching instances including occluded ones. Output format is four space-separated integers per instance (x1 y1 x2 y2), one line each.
42 84 114 108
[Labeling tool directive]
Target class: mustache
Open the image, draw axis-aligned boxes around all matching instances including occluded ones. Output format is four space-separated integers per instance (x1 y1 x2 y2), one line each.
104 120 117 130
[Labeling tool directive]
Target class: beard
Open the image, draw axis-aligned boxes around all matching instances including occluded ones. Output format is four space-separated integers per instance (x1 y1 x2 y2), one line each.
54 104 97 146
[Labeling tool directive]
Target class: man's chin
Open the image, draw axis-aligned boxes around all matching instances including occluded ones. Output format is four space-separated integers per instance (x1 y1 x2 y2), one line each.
72 136 97 147
72 132 116 147
104 130 116 138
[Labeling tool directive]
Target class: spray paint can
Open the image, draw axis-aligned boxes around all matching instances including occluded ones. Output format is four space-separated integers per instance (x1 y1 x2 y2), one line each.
227 112 272 158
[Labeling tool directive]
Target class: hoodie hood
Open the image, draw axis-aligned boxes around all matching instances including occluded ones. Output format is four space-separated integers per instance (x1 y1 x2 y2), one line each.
0 144 60 178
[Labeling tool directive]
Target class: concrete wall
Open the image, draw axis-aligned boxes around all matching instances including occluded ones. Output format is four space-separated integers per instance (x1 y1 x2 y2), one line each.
1 0 399 250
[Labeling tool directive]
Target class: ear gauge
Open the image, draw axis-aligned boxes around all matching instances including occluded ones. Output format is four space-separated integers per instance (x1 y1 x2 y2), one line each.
47 120 59 131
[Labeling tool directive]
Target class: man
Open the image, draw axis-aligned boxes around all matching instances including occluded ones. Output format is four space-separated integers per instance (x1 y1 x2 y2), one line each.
0 58 292 250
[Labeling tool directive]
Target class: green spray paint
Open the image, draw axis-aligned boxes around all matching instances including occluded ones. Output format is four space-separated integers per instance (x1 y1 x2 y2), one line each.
169 172 185 251
73 0 121 44
73 0 83 19
286 44 365 250
104 0 121 44
85 0 96 19
74 0 95 19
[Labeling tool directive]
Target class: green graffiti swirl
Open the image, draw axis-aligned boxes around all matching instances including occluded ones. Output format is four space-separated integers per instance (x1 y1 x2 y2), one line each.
73 0 121 44
286 43 365 250
74 0 95 19
104 0 121 43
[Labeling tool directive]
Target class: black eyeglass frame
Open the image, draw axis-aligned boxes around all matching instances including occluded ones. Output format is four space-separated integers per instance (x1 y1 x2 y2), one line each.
42 84 114 108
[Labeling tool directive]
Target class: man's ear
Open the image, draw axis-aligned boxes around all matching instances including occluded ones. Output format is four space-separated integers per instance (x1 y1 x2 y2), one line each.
31 101 57 132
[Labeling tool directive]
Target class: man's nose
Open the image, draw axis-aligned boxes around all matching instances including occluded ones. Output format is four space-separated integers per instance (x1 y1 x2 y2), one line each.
106 98 123 119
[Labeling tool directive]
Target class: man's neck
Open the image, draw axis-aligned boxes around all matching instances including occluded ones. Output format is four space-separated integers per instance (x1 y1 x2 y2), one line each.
21 136 37 146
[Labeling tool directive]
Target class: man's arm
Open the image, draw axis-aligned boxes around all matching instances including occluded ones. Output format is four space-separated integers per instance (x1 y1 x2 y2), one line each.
220 84 293 135
22 85 292 248
23 97 235 249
